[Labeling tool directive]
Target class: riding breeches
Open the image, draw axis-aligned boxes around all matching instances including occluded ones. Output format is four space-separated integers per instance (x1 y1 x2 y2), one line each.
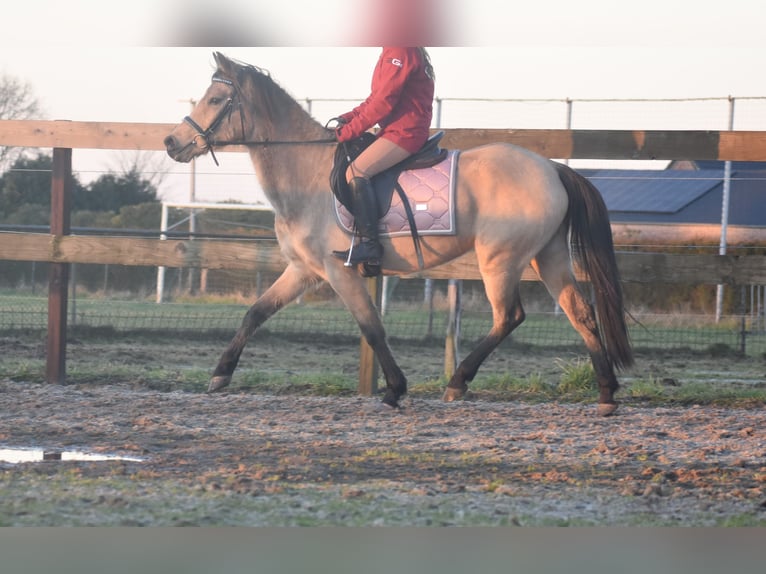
346 136 411 182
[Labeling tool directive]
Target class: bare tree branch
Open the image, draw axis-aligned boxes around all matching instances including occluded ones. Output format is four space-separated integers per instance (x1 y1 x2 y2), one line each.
106 150 170 189
0 74 43 171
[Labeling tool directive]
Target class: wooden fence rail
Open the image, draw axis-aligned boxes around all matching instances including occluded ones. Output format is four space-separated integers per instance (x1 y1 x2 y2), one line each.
2 233 766 285
3 120 766 159
2 119 766 390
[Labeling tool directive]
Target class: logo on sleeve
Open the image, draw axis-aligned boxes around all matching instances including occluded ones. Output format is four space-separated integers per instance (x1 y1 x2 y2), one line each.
389 58 403 67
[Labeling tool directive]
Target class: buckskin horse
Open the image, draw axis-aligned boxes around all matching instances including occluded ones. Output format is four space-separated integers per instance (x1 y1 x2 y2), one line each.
164 52 633 416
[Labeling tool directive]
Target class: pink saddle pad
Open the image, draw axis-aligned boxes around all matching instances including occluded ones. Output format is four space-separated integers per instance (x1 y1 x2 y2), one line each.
335 150 459 237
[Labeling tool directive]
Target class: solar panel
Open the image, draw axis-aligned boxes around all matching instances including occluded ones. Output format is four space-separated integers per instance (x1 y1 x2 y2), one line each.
584 169 722 214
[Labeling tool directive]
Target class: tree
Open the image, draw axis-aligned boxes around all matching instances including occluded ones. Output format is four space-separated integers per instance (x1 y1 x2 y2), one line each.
108 150 169 191
0 74 43 171
0 124 162 293
74 169 158 213
111 202 162 230
0 153 88 222
0 154 159 224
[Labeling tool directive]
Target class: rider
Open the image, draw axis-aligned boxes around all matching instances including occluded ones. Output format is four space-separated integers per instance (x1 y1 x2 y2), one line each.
333 47 435 268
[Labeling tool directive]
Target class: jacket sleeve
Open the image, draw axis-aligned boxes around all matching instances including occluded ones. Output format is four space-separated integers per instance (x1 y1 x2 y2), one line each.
336 48 415 142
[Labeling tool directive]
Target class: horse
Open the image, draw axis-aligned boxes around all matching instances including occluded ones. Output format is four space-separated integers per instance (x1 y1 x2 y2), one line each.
164 51 633 416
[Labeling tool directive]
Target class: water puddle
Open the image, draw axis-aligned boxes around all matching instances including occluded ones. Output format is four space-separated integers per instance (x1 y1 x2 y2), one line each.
0 446 144 464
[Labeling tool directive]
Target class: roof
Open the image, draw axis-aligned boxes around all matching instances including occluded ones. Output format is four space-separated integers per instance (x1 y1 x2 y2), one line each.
581 169 722 214
577 166 766 225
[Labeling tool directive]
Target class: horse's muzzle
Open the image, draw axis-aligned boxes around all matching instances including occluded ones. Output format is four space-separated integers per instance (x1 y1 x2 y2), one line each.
163 135 182 159
164 134 194 163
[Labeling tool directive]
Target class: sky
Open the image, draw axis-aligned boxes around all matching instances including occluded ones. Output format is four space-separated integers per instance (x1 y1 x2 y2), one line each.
2 0 766 205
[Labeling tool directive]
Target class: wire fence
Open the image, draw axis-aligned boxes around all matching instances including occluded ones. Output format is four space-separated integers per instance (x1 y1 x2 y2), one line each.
108 94 766 205
1 275 764 357
3 96 766 360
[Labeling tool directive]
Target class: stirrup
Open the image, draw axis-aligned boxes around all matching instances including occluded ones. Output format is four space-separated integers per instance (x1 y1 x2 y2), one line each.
332 238 382 267
332 233 357 266
330 250 381 277
331 248 382 267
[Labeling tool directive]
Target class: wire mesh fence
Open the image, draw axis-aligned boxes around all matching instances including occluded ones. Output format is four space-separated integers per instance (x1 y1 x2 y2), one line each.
1 270 765 358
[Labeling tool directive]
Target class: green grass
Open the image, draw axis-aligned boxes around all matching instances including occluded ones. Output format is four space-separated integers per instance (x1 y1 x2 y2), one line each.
556 357 596 395
2 290 766 408
623 377 766 408
3 343 763 408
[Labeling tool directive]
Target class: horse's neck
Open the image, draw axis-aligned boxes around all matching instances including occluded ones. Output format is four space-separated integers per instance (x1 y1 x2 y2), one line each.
248 132 333 216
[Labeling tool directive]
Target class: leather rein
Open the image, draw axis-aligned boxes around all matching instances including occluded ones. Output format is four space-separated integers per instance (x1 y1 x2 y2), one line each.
182 76 336 166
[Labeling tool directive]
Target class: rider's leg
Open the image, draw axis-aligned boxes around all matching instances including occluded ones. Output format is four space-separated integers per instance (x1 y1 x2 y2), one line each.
333 137 411 267
333 176 383 265
348 137 411 180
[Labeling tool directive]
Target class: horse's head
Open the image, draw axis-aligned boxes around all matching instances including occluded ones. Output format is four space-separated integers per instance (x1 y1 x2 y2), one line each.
164 52 247 165
165 51 334 169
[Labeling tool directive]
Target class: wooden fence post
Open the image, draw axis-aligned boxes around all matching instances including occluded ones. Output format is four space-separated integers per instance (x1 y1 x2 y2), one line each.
46 148 72 384
358 275 382 395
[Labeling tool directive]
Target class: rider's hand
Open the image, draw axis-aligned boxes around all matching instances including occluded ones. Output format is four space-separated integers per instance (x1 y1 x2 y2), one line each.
327 116 347 129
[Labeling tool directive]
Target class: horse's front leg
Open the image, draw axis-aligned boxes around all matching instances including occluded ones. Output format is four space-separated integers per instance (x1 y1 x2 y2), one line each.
208 264 310 392
326 266 407 408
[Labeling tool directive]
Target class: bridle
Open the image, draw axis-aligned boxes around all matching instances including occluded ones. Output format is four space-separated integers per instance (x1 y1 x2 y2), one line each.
182 76 242 166
182 75 336 166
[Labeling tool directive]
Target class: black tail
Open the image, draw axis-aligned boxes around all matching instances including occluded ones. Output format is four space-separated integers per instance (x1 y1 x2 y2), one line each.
555 162 634 369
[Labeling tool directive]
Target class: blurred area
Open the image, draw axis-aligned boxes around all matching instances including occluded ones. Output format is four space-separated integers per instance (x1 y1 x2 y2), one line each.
4 0 464 47
155 0 461 46
0 529 763 574
5 1 763 48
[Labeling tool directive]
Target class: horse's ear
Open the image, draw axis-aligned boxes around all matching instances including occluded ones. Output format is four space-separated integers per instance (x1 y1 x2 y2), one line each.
213 51 232 74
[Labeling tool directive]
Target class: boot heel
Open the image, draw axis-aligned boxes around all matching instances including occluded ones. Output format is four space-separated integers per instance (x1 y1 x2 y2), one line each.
361 262 381 277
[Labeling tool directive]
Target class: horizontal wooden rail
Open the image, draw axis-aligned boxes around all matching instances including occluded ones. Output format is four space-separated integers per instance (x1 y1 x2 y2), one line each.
0 233 285 271
0 121 178 152
3 120 766 160
3 233 766 285
406 250 766 285
611 223 766 246
438 129 766 161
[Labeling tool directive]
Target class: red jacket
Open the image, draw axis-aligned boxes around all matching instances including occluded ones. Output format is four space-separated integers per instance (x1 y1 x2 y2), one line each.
336 47 434 154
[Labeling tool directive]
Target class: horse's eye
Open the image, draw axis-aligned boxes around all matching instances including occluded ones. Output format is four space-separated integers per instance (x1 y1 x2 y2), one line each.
209 97 223 106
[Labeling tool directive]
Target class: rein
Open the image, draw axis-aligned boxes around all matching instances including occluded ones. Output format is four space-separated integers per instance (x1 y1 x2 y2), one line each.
183 75 336 165
209 137 338 147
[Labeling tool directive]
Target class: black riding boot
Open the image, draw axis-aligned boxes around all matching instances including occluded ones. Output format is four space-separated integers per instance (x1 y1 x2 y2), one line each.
333 177 383 273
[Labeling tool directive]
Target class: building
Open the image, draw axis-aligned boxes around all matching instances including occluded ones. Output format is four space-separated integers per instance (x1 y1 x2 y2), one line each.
581 161 766 226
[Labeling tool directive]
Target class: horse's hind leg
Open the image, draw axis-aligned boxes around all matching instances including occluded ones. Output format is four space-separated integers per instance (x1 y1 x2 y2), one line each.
532 236 619 416
208 264 309 392
554 281 619 416
443 269 525 401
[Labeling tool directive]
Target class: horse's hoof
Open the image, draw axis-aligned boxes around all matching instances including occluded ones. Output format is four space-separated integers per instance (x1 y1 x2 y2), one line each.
367 400 399 414
597 402 618 417
207 375 231 393
442 387 473 402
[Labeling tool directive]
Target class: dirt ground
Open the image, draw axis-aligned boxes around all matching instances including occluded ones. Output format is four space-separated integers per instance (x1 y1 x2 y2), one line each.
1 335 765 526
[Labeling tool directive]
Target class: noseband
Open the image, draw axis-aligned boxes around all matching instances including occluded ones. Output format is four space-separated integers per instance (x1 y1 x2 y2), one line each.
183 76 244 166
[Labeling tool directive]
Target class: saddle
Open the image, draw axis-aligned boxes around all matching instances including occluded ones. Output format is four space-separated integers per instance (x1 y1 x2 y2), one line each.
330 131 448 215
